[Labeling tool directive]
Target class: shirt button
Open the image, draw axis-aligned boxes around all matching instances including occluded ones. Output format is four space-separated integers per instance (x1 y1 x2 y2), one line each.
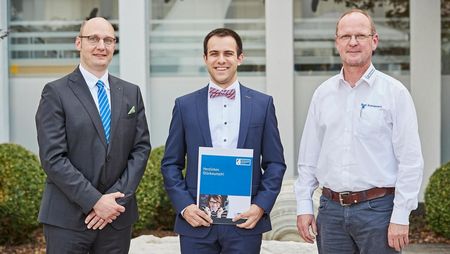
224 122 227 125
224 105 227 108
223 138 227 142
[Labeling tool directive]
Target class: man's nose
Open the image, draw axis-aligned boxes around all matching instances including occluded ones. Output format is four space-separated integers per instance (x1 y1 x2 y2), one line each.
218 54 226 63
96 39 107 49
349 35 359 46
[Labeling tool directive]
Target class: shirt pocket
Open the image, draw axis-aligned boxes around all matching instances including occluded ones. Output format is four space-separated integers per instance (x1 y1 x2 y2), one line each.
356 107 386 138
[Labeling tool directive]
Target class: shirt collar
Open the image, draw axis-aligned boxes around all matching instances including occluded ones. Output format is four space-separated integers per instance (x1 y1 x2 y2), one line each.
361 64 376 86
337 63 377 88
79 64 110 91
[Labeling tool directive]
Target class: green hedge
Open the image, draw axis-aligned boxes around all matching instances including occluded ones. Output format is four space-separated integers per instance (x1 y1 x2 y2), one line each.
0 143 45 244
135 146 176 231
425 161 450 238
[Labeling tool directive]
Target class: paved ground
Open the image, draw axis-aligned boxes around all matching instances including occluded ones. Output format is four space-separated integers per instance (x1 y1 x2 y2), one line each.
404 244 450 254
129 235 450 254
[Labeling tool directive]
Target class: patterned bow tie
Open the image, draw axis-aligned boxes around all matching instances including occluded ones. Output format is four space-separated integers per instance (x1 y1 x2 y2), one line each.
209 87 236 100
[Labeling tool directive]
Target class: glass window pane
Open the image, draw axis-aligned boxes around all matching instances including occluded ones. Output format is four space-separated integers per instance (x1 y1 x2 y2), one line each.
9 0 119 76
293 0 410 76
442 0 450 163
443 0 450 75
149 0 265 76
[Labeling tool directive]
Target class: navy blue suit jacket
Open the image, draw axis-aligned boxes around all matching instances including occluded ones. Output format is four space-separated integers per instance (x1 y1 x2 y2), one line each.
161 84 286 237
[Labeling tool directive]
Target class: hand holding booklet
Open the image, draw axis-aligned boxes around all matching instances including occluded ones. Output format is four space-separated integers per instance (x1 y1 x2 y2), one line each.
197 147 253 224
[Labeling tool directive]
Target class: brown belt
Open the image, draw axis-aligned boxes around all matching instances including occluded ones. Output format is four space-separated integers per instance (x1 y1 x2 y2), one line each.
322 187 395 206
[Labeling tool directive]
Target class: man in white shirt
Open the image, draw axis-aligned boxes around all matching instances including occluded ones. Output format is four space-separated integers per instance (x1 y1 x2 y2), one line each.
295 9 423 254
161 28 286 254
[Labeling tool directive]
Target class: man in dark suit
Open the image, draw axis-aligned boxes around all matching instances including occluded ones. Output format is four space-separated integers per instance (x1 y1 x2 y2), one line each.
161 28 286 254
35 17 151 253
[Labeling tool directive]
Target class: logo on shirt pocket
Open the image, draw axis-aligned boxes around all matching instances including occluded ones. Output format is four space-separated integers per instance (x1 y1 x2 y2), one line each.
356 104 386 138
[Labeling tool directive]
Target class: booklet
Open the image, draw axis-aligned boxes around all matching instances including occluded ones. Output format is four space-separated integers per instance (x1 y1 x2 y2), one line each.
197 147 253 224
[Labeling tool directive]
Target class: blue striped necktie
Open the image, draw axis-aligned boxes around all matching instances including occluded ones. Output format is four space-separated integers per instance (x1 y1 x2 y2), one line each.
96 80 111 143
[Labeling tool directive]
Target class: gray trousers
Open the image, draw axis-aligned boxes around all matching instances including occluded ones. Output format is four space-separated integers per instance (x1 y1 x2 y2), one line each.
43 223 132 254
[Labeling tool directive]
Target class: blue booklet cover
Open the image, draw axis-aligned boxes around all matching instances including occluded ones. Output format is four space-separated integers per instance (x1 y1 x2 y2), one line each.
197 147 253 224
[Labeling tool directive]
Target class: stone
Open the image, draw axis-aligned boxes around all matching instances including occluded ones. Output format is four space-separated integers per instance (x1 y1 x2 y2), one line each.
263 179 321 242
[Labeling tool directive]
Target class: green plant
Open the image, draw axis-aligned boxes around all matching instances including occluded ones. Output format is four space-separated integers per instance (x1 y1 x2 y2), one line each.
425 161 450 239
0 143 45 244
135 146 176 231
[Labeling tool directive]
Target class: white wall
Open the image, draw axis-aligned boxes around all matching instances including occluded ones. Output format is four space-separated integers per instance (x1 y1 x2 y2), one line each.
10 77 53 153
266 0 295 178
410 0 441 200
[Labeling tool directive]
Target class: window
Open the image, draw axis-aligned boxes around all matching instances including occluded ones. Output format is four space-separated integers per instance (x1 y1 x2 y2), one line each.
149 0 265 76
293 0 410 75
9 0 119 76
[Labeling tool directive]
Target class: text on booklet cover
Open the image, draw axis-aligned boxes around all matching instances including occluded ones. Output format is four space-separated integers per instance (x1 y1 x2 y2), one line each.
197 147 253 224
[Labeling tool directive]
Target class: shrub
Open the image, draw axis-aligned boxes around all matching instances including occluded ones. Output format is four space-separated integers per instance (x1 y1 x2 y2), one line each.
135 146 176 231
425 161 450 239
0 143 45 244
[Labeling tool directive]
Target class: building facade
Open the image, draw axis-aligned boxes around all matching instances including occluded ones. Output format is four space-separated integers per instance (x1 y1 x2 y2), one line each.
0 0 448 201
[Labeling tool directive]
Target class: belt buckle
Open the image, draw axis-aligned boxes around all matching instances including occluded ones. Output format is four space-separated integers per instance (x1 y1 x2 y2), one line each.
339 191 351 206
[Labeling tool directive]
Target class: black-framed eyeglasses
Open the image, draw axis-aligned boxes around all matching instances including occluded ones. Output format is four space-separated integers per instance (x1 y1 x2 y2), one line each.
336 34 373 43
79 35 116 46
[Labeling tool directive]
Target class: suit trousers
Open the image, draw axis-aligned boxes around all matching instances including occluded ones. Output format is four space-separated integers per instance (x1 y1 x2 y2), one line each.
316 194 400 254
43 223 132 254
180 224 262 254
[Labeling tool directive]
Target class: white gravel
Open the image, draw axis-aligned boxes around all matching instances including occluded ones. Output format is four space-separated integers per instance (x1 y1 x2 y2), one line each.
129 235 318 254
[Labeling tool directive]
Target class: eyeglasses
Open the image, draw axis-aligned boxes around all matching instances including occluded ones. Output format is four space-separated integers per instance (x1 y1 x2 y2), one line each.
79 35 116 46
337 34 373 43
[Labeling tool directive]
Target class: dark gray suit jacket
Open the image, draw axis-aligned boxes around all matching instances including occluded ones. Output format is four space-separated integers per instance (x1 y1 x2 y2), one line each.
36 67 151 231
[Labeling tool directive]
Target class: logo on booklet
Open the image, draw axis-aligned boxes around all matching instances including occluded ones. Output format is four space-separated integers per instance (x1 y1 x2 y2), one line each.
236 158 251 166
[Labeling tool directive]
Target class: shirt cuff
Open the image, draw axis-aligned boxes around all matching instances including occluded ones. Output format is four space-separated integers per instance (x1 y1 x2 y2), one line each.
296 199 314 215
390 207 411 225
181 207 187 217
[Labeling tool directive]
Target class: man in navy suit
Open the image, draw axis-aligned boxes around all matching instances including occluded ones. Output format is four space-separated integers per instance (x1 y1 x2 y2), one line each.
161 28 286 254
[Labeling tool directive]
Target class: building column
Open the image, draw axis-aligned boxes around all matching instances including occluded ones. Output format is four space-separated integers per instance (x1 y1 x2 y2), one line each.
119 0 149 104
410 0 441 200
265 0 295 178
0 0 10 143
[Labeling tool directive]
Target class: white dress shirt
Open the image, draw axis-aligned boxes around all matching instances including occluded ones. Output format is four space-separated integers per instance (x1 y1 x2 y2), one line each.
79 64 111 112
208 81 241 149
295 64 423 225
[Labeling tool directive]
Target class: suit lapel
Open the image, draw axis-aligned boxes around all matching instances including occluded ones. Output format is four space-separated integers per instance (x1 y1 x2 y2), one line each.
108 75 123 153
68 68 107 147
196 86 212 147
238 84 252 148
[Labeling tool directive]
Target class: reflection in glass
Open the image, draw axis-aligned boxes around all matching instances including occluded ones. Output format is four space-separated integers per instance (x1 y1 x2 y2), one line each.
293 0 410 75
442 0 450 75
8 0 119 76
441 0 450 163
149 0 266 76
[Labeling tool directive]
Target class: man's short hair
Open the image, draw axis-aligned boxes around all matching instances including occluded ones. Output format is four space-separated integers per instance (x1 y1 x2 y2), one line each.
203 28 243 56
335 8 377 35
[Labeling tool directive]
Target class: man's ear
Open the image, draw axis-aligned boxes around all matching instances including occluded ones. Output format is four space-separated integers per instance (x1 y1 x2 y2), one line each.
237 53 244 65
75 37 82 51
